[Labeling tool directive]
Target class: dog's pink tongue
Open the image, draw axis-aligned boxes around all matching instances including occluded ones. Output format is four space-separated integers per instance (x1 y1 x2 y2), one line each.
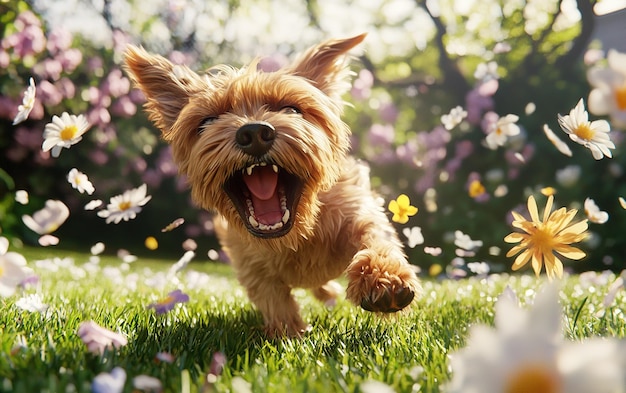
243 166 282 224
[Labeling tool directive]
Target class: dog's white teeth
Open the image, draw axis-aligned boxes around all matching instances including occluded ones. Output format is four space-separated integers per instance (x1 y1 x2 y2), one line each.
248 215 259 228
245 165 255 176
259 162 267 167
272 165 278 173
258 222 283 231
282 209 290 224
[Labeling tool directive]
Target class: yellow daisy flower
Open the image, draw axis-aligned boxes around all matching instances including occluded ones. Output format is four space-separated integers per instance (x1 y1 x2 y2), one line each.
504 195 588 280
388 194 418 224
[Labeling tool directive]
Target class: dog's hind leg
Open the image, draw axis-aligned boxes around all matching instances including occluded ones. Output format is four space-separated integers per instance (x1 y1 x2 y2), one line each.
311 280 343 307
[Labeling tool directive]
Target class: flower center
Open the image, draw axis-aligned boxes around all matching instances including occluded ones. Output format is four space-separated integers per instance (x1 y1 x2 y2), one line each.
531 225 555 254
0 266 4 277
615 83 626 111
118 201 132 211
60 125 78 141
573 123 595 141
505 364 560 393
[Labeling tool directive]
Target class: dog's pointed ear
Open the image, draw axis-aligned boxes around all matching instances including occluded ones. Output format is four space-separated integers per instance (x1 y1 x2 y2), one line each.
287 33 366 100
123 45 205 138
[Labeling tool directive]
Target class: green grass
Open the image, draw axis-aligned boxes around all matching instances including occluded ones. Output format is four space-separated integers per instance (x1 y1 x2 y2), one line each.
0 247 624 392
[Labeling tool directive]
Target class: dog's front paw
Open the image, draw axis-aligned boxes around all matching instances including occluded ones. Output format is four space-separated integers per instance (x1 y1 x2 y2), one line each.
346 249 420 313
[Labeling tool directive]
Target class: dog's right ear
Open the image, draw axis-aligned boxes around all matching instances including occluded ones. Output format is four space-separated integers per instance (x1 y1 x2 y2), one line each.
123 45 205 139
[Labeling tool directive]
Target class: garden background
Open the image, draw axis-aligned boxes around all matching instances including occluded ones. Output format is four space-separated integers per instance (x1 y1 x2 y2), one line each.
2 0 626 392
2 0 626 275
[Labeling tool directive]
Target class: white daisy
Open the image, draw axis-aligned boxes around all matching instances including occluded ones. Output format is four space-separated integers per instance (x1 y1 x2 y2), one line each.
587 49 626 129
14 293 48 313
584 198 609 224
13 77 36 125
441 105 468 130
67 168 95 195
485 114 520 149
22 199 69 235
42 112 90 158
446 285 626 393
557 99 615 160
97 184 152 224
543 124 573 157
0 238 32 298
84 199 103 210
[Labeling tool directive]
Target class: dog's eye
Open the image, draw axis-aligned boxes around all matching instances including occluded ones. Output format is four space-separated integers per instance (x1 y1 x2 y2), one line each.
198 116 218 134
281 106 301 115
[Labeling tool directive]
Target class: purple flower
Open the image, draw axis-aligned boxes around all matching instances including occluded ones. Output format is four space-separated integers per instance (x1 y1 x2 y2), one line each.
147 289 189 314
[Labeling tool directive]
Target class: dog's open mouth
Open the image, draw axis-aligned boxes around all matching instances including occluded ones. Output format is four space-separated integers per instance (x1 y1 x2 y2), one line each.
224 162 303 238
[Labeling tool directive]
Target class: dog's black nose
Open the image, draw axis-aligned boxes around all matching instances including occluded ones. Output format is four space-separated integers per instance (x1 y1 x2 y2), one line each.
235 122 276 157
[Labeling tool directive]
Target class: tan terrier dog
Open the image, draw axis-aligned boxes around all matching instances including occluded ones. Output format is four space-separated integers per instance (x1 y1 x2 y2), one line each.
124 34 420 337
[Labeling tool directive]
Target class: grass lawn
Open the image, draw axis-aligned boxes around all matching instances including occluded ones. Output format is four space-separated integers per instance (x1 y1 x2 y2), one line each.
1 246 624 392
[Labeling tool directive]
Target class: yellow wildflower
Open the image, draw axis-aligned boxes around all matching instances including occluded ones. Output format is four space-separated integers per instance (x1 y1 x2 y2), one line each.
388 194 418 224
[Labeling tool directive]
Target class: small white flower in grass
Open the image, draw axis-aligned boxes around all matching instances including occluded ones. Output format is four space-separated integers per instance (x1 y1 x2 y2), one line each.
97 184 151 224
92 367 126 393
42 112 90 157
15 293 48 313
446 284 626 393
584 198 609 224
619 197 626 210
587 49 626 129
0 237 32 297
84 199 103 210
557 99 615 160
441 105 468 130
67 168 95 195
133 375 162 391
13 77 36 125
77 320 128 355
38 234 60 246
485 114 520 149
91 242 105 255
22 199 69 236
467 261 490 275
402 226 424 248
543 124 573 157
15 190 29 205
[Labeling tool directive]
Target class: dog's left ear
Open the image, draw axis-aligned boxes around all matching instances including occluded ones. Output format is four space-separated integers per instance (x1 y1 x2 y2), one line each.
287 33 366 100
123 45 206 140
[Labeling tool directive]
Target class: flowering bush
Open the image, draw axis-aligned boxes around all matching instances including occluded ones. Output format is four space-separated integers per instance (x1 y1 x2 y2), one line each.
1 0 624 275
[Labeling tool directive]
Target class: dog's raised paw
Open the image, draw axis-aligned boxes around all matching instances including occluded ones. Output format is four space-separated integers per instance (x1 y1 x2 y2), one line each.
360 282 415 313
346 248 420 313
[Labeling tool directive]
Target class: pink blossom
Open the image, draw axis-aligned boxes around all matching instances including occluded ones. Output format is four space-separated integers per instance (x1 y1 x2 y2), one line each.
111 96 137 117
46 28 72 54
37 80 63 106
77 321 128 355
57 48 83 73
0 51 9 68
102 69 130 98
258 54 288 72
35 58 63 81
351 69 374 100
11 25 47 58
367 123 395 146
57 77 76 99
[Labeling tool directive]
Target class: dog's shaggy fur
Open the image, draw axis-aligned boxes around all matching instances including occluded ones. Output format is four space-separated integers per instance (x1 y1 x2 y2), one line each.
124 34 420 337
